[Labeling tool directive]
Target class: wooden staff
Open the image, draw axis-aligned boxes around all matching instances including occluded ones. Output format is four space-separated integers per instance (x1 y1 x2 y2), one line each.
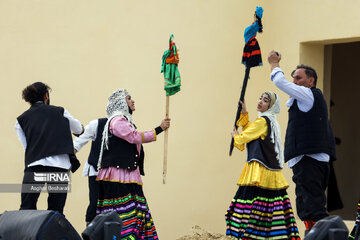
163 95 170 184
229 66 251 156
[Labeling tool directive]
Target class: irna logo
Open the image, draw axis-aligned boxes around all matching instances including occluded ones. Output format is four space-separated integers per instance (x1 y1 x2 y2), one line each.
34 172 70 182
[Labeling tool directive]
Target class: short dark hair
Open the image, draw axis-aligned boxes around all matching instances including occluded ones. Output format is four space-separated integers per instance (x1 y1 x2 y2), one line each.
291 64 318 86
22 82 51 104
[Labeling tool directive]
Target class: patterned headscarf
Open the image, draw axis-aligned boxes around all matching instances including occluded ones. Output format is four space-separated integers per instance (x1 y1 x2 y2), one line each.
98 89 131 169
258 92 284 168
105 89 132 121
265 91 277 109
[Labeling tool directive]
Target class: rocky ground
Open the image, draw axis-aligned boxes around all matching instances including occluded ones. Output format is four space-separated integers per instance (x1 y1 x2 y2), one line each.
176 225 232 240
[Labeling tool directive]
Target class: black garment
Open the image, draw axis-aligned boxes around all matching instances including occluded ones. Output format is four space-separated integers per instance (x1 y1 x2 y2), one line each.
284 87 340 221
84 118 107 223
246 116 281 170
241 36 262 68
100 132 141 171
86 176 99 222
99 119 163 174
327 161 344 212
100 127 152 175
284 88 336 162
292 156 330 221
20 166 69 215
17 103 76 168
87 118 107 168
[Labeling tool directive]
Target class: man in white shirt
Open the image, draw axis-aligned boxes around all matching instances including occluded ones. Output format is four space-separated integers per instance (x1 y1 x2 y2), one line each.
267 51 336 231
73 118 107 225
16 82 83 215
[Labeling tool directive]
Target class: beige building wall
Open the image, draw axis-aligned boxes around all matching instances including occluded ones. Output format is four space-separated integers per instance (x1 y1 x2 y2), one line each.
0 0 359 239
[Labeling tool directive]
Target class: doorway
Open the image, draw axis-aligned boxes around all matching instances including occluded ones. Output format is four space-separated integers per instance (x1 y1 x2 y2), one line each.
326 41 360 219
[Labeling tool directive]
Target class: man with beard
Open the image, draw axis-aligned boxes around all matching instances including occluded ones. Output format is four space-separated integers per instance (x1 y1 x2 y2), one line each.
16 82 83 214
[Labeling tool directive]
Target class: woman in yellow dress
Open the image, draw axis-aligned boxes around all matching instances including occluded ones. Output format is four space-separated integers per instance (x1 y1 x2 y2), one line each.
226 92 301 240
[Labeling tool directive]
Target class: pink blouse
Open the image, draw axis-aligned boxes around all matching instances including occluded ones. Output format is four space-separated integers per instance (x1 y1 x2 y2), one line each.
97 116 157 185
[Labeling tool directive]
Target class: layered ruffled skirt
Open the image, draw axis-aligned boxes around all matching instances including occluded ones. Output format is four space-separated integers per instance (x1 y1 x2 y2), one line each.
226 162 301 240
97 167 158 240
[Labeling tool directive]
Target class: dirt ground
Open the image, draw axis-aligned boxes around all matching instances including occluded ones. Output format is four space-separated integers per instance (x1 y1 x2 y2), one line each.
176 225 232 240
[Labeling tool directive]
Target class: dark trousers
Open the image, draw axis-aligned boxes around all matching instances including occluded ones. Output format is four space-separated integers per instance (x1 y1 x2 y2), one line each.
20 165 68 215
292 156 330 221
86 176 99 222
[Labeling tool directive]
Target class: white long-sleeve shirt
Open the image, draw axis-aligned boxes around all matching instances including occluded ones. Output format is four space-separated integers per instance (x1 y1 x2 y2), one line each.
73 119 99 177
15 108 83 170
270 67 330 168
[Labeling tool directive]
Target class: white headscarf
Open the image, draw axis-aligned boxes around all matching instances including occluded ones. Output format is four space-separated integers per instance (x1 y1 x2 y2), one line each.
258 92 284 168
97 89 132 169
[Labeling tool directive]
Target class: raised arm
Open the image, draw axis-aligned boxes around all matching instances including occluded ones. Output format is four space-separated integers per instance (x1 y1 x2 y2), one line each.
271 69 314 106
268 51 314 110
110 116 170 144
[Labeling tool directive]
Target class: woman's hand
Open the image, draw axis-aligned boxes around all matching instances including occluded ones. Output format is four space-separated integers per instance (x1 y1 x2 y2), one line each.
231 127 239 138
160 117 171 130
239 100 247 115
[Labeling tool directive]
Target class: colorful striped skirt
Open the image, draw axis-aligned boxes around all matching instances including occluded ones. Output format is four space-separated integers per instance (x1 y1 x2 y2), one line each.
349 200 360 240
225 186 301 240
96 181 158 240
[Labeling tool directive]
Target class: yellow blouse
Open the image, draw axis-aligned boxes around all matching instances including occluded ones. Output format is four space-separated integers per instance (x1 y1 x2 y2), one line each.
233 112 289 190
233 112 267 151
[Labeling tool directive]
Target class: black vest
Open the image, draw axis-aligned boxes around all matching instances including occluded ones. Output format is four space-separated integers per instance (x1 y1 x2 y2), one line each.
17 103 78 171
284 88 336 162
100 126 145 175
87 118 107 168
246 116 281 170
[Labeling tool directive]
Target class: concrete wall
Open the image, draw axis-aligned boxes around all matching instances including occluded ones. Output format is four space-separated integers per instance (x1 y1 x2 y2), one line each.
0 0 359 239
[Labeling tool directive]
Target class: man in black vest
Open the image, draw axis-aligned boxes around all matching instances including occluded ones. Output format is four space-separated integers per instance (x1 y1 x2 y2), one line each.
267 51 336 231
73 117 107 225
16 82 83 215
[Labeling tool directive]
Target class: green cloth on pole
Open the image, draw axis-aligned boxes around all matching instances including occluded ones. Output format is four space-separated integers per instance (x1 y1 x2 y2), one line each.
161 49 171 73
161 34 181 96
163 63 181 96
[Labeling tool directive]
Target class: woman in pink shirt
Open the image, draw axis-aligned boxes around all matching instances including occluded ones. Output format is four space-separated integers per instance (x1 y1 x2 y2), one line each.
96 89 170 239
